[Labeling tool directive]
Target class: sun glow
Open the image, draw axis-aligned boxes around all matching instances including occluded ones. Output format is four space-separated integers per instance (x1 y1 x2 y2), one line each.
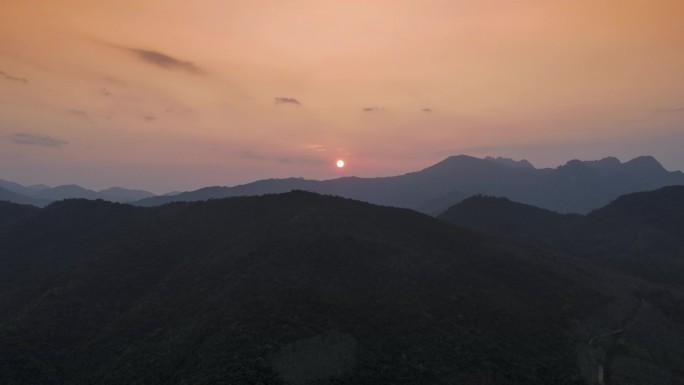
336 160 345 168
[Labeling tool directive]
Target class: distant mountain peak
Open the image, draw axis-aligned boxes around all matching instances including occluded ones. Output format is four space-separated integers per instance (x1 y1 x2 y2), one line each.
629 155 659 163
416 155 511 178
624 155 667 175
597 156 621 165
580 157 622 175
27 184 51 191
559 159 591 171
485 156 535 169
441 154 481 163
426 154 492 168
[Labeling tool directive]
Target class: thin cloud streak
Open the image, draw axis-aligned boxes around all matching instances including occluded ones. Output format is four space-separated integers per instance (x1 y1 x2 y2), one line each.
277 157 327 165
7 133 68 147
652 107 684 113
274 97 300 105
105 43 206 75
66 109 88 118
240 150 267 160
238 149 325 165
0 70 28 83
363 107 383 112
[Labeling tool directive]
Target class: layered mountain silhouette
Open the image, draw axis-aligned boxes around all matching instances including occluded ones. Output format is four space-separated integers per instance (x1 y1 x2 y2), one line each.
0 186 51 207
134 155 684 215
1 192 684 384
0 178 155 206
2 155 682 214
439 186 684 284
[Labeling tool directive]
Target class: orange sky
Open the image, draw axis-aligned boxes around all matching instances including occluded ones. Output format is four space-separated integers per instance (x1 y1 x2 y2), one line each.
1 0 684 192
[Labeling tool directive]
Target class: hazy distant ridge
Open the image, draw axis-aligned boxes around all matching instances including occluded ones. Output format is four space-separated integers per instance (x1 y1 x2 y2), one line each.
2 154 682 213
0 179 155 206
134 155 684 214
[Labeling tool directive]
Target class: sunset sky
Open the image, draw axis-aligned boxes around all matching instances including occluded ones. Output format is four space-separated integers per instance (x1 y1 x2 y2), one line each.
2 0 684 193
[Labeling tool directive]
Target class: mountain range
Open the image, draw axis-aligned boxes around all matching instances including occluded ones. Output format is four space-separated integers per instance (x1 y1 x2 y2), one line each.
2 155 683 215
2 190 684 384
134 155 684 214
0 179 155 206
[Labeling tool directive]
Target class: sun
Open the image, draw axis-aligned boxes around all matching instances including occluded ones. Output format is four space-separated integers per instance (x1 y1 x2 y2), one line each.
336 159 345 168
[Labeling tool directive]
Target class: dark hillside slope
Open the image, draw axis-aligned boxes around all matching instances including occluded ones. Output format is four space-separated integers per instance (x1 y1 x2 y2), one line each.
0 200 146 311
587 185 684 231
439 186 684 283
0 201 39 225
582 186 684 282
1 192 683 384
438 195 582 248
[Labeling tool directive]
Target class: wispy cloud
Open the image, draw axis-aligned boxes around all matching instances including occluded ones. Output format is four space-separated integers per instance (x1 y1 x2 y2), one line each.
66 109 88 118
238 149 324 165
239 150 267 160
363 107 383 112
7 133 68 147
422 108 432 113
0 70 28 83
302 144 327 152
107 44 206 75
277 156 326 165
274 97 300 105
652 106 684 113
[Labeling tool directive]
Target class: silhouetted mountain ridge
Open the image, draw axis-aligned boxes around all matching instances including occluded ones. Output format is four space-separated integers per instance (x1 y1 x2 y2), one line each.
135 155 684 214
3 191 684 383
3 155 682 213
439 186 684 284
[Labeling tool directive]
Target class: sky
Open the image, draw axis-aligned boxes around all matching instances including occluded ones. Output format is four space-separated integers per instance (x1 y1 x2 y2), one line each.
1 0 684 193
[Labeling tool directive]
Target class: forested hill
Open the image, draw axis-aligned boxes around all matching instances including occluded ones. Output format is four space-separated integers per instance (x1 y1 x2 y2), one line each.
2 192 684 384
439 186 684 284
0 200 39 225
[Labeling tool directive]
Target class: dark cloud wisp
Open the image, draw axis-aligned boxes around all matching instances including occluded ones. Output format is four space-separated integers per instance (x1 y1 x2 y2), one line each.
274 97 301 105
7 133 68 147
121 47 205 75
363 107 383 112
422 108 432 112
0 70 28 83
